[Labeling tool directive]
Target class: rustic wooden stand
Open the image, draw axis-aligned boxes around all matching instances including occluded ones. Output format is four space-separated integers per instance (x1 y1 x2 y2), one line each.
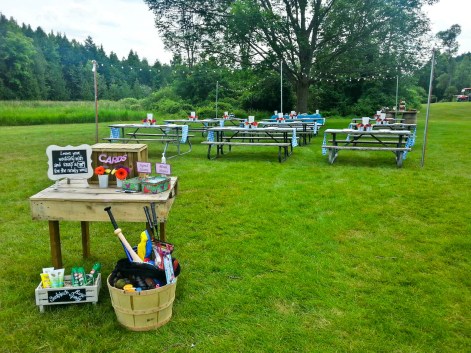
29 177 178 268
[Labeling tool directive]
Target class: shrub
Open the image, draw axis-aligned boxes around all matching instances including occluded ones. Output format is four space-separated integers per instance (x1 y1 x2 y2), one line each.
157 98 183 114
119 97 143 110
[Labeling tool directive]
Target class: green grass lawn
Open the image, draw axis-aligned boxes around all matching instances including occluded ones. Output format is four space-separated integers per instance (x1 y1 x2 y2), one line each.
0 102 469 352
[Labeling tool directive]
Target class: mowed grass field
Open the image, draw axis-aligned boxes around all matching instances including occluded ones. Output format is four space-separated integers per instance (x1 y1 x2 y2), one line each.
0 102 469 352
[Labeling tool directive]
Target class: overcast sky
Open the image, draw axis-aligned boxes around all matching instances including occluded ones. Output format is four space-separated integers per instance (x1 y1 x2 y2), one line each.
0 0 470 65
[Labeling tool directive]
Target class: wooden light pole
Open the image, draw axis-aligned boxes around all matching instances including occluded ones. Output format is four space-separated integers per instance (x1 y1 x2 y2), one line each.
92 60 99 143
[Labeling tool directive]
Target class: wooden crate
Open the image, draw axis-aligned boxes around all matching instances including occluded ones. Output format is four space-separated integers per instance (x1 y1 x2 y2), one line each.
35 273 101 312
90 143 148 184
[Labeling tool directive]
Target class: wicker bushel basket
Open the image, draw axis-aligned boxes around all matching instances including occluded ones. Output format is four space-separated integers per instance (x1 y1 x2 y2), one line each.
107 275 177 331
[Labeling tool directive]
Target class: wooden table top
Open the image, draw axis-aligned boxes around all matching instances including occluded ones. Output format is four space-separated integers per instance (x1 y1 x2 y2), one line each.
325 129 411 135
30 177 178 222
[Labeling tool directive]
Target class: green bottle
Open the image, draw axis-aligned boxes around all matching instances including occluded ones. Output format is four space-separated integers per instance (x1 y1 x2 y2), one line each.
89 262 101 281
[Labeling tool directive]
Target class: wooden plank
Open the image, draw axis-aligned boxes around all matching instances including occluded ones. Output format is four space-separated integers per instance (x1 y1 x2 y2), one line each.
324 146 410 151
102 138 177 142
202 141 291 147
222 136 299 141
126 133 194 137
30 178 178 222
329 140 403 144
325 128 411 136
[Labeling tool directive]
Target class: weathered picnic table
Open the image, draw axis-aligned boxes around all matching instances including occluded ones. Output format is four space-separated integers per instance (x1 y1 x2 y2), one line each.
202 126 298 162
322 128 412 167
104 123 192 158
164 118 244 136
258 120 317 146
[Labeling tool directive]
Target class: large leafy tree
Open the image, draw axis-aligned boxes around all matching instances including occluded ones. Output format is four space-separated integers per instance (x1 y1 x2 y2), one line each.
146 0 437 112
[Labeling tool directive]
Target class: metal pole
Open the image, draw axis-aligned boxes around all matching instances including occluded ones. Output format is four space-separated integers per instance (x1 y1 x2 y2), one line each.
280 60 283 114
92 60 99 143
395 75 399 113
421 49 435 167
215 81 219 119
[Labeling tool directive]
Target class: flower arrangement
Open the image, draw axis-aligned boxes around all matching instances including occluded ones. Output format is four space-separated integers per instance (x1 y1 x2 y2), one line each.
94 166 109 175
142 117 156 125
94 166 129 180
115 168 128 180
244 121 258 128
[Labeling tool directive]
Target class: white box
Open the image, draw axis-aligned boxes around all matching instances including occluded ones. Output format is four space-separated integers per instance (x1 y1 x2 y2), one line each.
35 273 101 313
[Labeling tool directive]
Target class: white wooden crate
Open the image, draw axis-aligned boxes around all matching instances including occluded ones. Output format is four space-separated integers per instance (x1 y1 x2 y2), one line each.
35 273 101 313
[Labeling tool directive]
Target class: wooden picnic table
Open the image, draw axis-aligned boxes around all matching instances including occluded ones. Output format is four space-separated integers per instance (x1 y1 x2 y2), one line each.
29 177 178 268
322 128 412 167
104 123 192 158
164 118 243 136
202 126 298 162
258 120 317 146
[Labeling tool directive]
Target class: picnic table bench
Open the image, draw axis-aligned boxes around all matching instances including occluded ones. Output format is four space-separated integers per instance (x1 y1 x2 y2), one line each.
202 126 298 162
322 128 412 167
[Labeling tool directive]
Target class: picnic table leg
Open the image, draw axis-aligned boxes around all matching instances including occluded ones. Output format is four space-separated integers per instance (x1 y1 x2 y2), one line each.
207 144 212 159
278 146 283 162
48 221 63 269
396 151 404 168
81 221 90 259
328 149 338 164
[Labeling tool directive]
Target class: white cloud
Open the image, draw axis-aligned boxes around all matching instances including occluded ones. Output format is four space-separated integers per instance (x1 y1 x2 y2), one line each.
423 0 471 54
0 0 173 63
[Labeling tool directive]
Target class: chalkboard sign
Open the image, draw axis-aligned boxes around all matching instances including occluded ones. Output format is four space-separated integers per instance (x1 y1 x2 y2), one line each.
46 145 93 180
47 288 87 303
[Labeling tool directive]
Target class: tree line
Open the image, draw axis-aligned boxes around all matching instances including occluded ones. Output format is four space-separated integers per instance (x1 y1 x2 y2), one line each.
0 14 169 101
1 9 470 117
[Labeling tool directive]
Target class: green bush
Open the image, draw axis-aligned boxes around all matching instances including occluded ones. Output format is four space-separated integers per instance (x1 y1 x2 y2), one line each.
157 98 184 114
214 101 234 115
118 97 144 111
142 87 180 110
196 105 216 119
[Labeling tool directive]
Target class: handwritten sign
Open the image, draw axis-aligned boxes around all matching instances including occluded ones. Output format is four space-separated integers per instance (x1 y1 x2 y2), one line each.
47 288 87 303
46 145 93 180
137 161 152 174
156 163 171 175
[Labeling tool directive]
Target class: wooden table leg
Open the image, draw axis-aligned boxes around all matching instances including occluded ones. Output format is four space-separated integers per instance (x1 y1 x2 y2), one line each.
81 221 90 258
48 220 62 268
160 222 166 242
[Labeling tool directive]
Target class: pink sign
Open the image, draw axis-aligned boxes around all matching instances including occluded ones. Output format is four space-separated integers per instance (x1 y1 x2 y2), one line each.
136 162 152 174
156 163 171 175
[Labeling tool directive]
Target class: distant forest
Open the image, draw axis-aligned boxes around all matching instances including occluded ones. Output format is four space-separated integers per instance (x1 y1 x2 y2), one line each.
1 13 470 116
